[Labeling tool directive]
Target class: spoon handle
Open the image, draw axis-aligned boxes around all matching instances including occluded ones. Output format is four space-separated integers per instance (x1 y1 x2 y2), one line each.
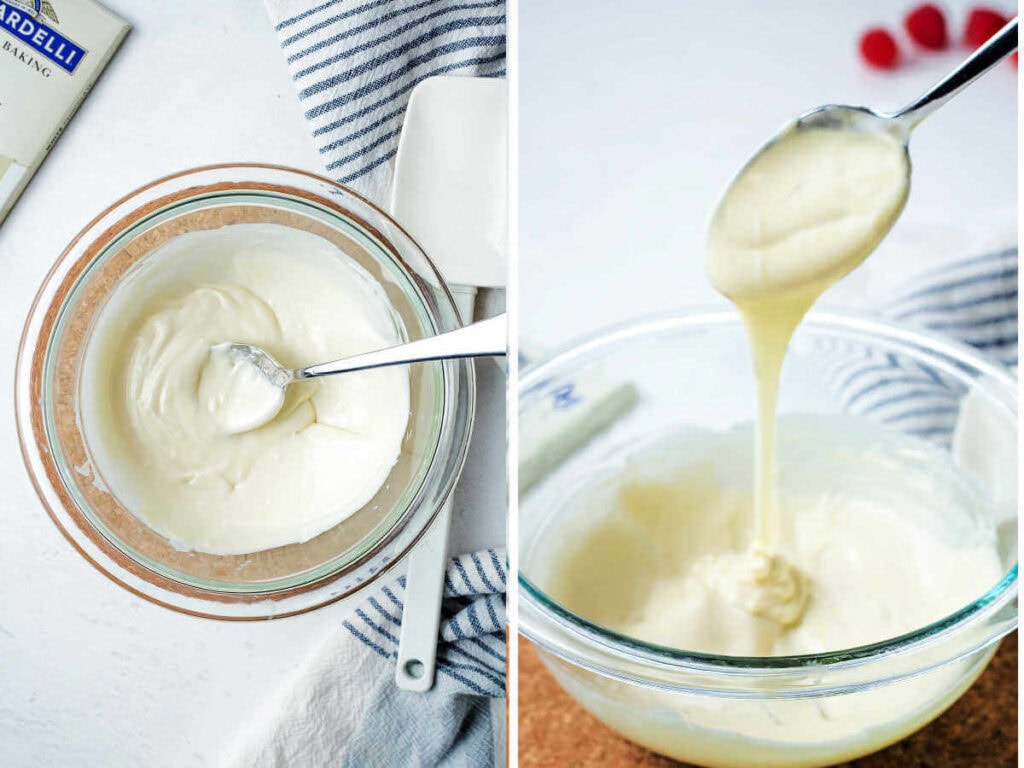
298 313 507 378
893 17 1017 128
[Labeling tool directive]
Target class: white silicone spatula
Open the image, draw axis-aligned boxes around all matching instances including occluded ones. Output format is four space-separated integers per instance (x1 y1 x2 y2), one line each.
389 76 508 692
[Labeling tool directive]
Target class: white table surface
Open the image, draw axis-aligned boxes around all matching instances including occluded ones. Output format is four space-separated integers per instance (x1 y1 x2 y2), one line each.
0 2 505 765
520 0 1017 347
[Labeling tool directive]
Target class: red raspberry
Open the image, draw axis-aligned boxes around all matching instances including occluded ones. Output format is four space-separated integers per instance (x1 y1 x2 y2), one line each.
904 4 949 49
859 28 901 69
964 6 1011 48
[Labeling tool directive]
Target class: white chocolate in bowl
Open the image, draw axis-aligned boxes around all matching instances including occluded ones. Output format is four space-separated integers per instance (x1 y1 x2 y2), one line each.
529 122 995 768
80 223 410 556
544 417 1002 659
536 416 1005 766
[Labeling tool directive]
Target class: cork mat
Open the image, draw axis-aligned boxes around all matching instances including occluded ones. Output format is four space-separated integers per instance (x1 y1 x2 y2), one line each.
518 634 1017 767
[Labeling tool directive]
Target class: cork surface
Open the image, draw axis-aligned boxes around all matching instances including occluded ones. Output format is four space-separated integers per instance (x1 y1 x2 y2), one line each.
518 634 1017 767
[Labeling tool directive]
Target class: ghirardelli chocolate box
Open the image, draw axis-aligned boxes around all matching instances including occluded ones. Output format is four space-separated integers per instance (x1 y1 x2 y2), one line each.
0 0 129 224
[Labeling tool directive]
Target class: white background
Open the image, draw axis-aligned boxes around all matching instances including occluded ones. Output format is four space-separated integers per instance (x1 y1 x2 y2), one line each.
0 2 505 765
520 0 1017 346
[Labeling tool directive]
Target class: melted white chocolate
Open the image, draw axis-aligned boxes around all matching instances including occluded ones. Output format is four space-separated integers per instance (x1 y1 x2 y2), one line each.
535 116 1002 768
81 224 410 555
700 127 910 624
198 344 286 435
546 419 1002 658
706 127 910 304
540 419 1004 764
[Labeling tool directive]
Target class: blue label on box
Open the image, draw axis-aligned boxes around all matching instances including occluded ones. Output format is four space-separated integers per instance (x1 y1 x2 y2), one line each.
0 2 85 73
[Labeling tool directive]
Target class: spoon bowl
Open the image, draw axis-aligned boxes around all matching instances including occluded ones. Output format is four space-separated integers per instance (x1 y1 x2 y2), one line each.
199 342 292 434
710 17 1017 304
215 342 295 388
794 104 908 142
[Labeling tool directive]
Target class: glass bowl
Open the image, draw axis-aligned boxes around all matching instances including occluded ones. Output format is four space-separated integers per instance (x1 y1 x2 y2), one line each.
16 164 474 620
519 310 1017 767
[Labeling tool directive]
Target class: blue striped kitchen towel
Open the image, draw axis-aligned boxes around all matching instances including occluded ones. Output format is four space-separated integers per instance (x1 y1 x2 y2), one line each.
264 0 506 203
337 548 506 767
820 246 1017 445
225 548 506 768
342 547 507 698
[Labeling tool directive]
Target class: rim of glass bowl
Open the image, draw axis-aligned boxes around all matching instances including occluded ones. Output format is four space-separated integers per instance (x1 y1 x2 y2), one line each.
518 308 1018 698
15 163 475 620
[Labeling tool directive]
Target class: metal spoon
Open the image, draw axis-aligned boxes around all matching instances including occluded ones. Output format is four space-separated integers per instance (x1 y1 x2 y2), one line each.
210 313 506 432
785 17 1016 144
223 313 506 385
